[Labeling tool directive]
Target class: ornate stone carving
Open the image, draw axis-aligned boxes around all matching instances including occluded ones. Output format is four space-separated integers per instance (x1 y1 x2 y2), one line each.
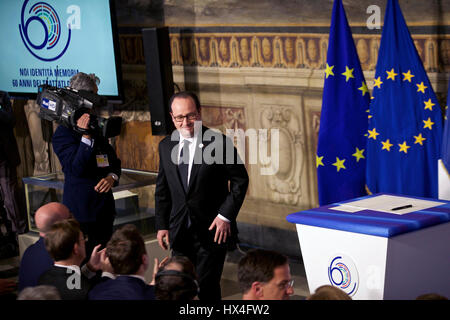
260 106 304 205
24 100 50 175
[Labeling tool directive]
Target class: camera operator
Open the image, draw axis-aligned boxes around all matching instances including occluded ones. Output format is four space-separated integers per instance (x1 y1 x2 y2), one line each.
51 72 121 258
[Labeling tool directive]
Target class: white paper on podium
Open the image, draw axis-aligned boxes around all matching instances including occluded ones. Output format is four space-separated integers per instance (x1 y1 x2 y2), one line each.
330 194 444 215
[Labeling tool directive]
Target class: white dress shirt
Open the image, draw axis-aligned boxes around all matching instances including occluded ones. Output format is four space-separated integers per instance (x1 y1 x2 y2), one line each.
177 130 230 223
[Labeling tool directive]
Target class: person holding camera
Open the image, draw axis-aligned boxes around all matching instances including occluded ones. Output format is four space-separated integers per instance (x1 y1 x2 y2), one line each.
52 72 121 257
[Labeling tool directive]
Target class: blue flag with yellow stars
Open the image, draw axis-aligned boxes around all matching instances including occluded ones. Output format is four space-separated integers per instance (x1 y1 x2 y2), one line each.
317 0 370 206
366 0 443 198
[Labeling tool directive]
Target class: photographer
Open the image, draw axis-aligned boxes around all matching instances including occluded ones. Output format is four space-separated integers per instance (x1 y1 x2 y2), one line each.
52 72 121 258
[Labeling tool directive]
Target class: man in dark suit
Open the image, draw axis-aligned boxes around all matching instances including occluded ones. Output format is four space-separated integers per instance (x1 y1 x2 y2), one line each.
88 224 155 300
18 202 71 291
38 219 107 300
0 91 27 236
155 91 249 300
51 73 121 257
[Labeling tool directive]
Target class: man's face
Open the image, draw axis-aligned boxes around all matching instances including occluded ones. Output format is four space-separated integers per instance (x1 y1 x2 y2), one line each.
261 263 294 300
77 231 86 262
170 96 201 138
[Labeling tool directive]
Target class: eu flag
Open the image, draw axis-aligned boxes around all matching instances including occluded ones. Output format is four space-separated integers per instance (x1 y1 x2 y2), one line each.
366 0 443 198
317 0 370 205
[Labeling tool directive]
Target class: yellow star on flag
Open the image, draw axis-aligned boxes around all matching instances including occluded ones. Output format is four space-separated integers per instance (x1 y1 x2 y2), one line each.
341 66 354 82
368 128 380 140
402 70 415 82
325 63 334 79
358 82 369 96
398 141 410 153
352 148 365 162
414 133 426 145
316 155 324 168
332 157 346 172
373 77 383 89
416 82 427 94
381 139 393 151
423 117 434 130
386 68 398 81
423 99 435 111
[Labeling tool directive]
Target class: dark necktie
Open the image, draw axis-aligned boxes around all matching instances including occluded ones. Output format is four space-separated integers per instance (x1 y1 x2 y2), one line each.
178 140 190 192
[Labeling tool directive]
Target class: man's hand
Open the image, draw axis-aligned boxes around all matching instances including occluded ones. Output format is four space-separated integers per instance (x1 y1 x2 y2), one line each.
86 244 103 272
95 176 115 193
149 256 169 285
157 230 170 250
77 113 90 129
77 113 91 139
87 244 114 274
208 216 231 244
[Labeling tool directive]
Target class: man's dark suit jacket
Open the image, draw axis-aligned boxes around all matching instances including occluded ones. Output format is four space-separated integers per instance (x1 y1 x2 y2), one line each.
38 265 92 300
18 237 53 292
52 125 121 223
155 126 249 251
88 275 155 300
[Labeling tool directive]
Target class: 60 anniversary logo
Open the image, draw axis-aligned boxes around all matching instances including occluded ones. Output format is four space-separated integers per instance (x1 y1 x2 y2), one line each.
328 254 359 296
19 0 73 61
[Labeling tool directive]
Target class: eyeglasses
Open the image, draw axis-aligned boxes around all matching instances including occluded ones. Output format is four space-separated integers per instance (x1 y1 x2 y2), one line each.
277 279 294 290
172 112 198 123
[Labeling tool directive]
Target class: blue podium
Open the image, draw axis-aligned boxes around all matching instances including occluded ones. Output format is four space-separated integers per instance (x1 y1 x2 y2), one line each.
287 193 450 299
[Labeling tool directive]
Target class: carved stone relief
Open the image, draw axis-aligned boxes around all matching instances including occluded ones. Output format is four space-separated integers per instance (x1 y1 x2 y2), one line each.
24 100 50 176
260 105 304 206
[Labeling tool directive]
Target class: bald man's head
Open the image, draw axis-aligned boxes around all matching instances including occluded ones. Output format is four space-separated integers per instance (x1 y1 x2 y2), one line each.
35 202 72 236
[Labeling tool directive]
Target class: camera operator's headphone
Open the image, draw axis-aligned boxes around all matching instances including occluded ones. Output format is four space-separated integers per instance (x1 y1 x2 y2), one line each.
155 270 200 294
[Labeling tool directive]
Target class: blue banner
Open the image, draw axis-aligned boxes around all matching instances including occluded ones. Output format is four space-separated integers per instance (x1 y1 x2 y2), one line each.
317 0 370 205
366 0 443 198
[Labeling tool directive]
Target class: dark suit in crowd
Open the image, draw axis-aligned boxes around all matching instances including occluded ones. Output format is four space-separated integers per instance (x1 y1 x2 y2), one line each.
88 276 155 300
0 91 27 235
156 123 249 300
38 265 92 300
52 124 121 254
18 237 53 291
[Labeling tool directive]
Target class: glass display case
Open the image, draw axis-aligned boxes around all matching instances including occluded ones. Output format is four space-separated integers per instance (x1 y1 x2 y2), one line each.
22 169 158 236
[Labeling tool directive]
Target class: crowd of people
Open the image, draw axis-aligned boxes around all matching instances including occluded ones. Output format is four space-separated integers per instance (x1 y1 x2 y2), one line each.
2 199 342 301
8 203 447 301
1 73 447 301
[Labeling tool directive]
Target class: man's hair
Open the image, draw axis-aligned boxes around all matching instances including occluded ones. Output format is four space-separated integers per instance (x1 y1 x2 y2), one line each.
307 285 351 300
155 256 199 300
69 72 100 92
106 224 146 275
168 91 201 113
17 285 61 300
44 219 81 261
237 249 288 294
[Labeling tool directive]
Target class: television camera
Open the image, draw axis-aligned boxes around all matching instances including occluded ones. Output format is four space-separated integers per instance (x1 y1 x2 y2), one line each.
36 84 122 138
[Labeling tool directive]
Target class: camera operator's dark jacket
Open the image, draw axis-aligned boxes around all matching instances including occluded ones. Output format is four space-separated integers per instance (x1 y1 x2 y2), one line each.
52 124 121 222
